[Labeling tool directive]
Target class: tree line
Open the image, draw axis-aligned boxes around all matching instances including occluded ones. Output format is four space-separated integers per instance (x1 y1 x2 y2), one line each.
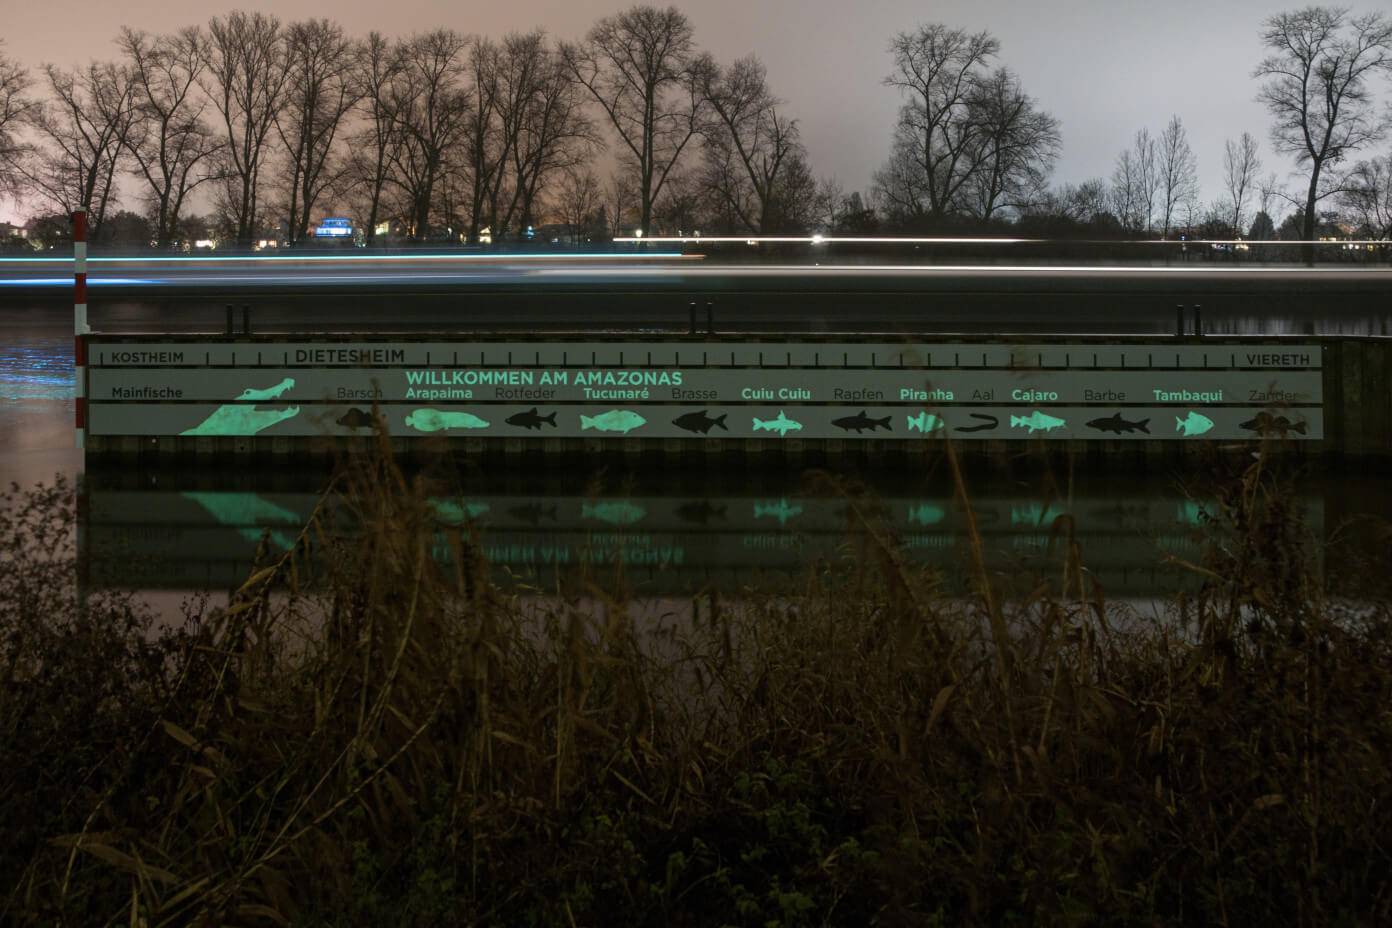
0 5 1389 249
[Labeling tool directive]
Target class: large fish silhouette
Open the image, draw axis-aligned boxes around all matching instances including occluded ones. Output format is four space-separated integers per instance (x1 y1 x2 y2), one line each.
752 411 802 435
832 410 892 433
672 410 728 434
506 407 558 430
405 409 490 431
182 405 300 436
237 378 295 401
1010 411 1066 433
337 407 376 429
1175 411 1214 437
1240 412 1307 436
580 410 646 434
1086 413 1150 434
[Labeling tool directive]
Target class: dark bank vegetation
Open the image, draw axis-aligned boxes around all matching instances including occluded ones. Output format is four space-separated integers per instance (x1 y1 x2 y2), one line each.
2 435 1391 926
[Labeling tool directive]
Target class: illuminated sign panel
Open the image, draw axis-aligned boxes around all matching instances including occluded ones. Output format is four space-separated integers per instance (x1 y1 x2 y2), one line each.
313 218 352 238
83 338 1324 442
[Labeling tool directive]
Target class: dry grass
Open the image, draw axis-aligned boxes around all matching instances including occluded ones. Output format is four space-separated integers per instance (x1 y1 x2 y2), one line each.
2 435 1390 926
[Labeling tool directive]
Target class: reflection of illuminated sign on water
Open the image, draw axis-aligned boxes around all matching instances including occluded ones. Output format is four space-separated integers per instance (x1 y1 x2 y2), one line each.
753 499 802 524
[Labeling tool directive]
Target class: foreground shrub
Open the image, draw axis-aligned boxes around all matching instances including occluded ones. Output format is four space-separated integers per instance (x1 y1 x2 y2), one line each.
1 442 1389 926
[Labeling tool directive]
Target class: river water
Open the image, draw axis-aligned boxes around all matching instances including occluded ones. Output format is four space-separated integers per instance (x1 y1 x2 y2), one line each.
4 307 1389 603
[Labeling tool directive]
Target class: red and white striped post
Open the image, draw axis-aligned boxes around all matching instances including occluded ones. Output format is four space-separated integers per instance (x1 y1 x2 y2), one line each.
74 207 89 449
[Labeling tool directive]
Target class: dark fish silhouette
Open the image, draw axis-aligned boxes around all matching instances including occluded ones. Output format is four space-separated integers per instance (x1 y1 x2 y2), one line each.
506 407 558 430
1086 413 1150 434
508 503 558 526
676 501 727 524
672 410 728 434
831 410 892 433
1240 412 1308 436
337 407 375 429
1089 504 1149 522
954 413 999 433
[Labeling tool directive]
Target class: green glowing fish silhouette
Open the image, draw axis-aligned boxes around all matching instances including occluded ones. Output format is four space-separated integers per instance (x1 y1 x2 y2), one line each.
581 501 647 525
1175 411 1215 437
429 498 491 522
1011 501 1069 526
181 405 301 436
1009 410 1067 433
1176 500 1212 525
906 412 945 433
237 377 295 401
752 410 802 435
182 491 302 527
908 503 946 525
753 499 802 525
580 410 647 434
181 491 303 551
405 408 490 432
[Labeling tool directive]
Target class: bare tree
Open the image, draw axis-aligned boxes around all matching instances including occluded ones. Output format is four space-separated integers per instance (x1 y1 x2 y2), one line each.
389 29 471 240
460 36 506 243
344 32 402 245
699 56 798 232
877 24 999 225
963 67 1060 221
1157 115 1198 236
1222 131 1262 236
120 27 219 247
1338 154 1392 238
0 42 37 199
550 164 603 241
275 19 361 243
25 62 136 238
563 5 709 232
699 55 820 233
1110 128 1159 234
204 11 291 245
502 34 595 238
607 170 637 236
1254 7 1392 248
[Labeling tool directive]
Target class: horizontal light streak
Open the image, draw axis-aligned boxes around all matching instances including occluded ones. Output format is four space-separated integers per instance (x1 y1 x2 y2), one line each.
0 251 690 264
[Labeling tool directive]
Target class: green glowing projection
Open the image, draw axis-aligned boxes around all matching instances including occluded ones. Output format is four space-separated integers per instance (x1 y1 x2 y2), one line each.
181 405 300 436
429 498 491 522
177 376 305 436
181 491 302 551
907 502 947 525
1175 500 1213 525
906 412 946 433
581 501 647 525
580 409 646 434
238 377 295 400
752 410 803 436
753 499 802 525
1010 411 1067 433
1011 501 1069 526
1176 411 1215 437
405 408 491 432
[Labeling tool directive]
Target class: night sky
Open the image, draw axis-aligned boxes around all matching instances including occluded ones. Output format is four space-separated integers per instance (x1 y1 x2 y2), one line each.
2 0 1369 222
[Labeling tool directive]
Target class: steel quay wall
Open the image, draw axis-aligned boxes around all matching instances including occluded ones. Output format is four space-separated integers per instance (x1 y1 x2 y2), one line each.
77 333 1370 460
